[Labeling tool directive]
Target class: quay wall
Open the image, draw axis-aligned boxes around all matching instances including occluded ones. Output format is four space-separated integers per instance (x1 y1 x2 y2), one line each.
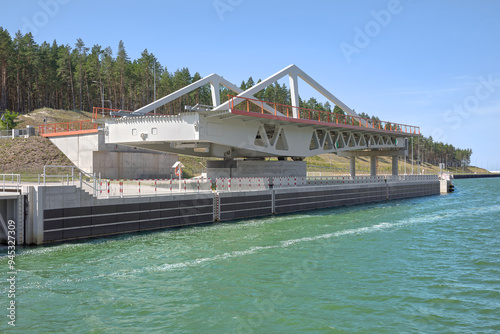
13 179 441 245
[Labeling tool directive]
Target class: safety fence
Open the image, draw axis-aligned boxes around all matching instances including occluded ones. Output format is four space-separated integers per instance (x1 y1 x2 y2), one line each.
438 172 453 181
101 178 212 198
387 174 439 182
215 177 270 192
38 120 98 136
273 177 307 187
273 174 439 188
1 174 21 192
228 95 420 135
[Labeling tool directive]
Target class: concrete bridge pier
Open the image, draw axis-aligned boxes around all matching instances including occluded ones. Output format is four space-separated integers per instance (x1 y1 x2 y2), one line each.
350 157 356 177
370 156 377 177
340 149 407 176
392 156 399 176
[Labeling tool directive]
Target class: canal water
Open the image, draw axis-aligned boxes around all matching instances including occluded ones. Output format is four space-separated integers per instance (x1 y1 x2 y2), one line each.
1 178 499 333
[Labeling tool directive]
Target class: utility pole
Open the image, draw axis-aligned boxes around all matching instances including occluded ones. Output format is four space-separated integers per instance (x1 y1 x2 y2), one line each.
153 59 156 115
411 137 414 174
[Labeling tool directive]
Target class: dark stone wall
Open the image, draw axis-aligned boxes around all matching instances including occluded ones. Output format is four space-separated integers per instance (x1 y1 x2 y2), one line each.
43 197 214 243
41 181 440 243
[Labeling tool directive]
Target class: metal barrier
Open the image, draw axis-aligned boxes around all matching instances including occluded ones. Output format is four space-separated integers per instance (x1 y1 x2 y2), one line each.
39 165 104 197
228 95 420 135
40 165 76 186
38 120 98 136
272 174 440 188
104 178 212 198
1 174 21 192
438 172 453 181
273 177 307 187
386 175 439 182
216 177 270 192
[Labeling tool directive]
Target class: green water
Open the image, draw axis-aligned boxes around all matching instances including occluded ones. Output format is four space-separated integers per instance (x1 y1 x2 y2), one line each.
2 178 500 333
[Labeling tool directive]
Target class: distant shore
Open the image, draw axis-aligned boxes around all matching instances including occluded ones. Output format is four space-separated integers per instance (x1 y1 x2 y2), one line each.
453 173 500 179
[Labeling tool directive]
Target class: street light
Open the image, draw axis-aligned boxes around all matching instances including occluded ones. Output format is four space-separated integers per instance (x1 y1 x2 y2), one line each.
92 80 105 116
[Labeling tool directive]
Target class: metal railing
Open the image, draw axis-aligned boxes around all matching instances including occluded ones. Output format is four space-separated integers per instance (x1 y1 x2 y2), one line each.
216 177 270 192
273 174 439 188
92 107 134 119
228 95 420 135
103 178 212 198
1 174 21 192
38 120 98 136
39 165 104 197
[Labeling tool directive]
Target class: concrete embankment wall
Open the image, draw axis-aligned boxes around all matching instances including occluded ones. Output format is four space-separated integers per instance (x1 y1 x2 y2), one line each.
20 180 440 245
27 186 213 245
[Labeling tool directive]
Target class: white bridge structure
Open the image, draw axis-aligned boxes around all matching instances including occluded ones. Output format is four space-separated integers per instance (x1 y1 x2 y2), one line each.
101 65 419 178
42 65 420 179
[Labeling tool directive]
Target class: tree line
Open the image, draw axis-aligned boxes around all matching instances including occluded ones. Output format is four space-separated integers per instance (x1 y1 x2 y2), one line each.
0 28 472 167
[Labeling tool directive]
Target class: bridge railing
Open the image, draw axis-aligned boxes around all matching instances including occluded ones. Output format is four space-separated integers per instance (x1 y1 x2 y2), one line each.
228 95 420 135
92 107 134 119
38 120 97 136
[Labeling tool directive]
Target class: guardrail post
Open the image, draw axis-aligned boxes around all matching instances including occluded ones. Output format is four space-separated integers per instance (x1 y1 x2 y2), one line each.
93 173 97 197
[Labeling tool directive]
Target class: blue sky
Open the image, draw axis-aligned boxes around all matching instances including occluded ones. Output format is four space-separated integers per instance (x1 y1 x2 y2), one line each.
1 0 499 170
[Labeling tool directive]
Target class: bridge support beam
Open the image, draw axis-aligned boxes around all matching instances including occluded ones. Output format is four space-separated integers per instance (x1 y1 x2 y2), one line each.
370 156 377 177
350 156 356 177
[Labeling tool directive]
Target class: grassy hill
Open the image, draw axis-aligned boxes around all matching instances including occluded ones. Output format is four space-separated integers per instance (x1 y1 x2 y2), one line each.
0 108 92 175
0 108 490 177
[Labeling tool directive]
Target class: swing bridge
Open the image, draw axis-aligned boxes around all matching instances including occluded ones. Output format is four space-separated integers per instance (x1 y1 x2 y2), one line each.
40 64 420 178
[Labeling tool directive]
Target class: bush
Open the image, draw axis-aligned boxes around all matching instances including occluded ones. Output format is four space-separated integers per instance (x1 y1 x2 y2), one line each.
0 110 19 130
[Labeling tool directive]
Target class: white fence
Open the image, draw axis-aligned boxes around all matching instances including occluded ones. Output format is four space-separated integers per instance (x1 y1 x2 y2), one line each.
102 178 212 198
0 126 37 139
215 177 269 192
272 174 439 188
273 177 307 187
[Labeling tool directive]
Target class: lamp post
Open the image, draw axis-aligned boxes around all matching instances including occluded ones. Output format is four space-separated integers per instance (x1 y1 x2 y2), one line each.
92 80 105 116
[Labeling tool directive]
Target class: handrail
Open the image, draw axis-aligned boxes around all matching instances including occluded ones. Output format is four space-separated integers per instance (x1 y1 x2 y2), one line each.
1 174 21 192
38 119 97 136
40 165 103 197
227 95 420 135
93 107 134 119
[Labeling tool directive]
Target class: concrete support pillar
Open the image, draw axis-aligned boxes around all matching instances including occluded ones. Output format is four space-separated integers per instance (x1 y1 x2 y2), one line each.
350 156 356 177
370 156 377 177
392 156 399 176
